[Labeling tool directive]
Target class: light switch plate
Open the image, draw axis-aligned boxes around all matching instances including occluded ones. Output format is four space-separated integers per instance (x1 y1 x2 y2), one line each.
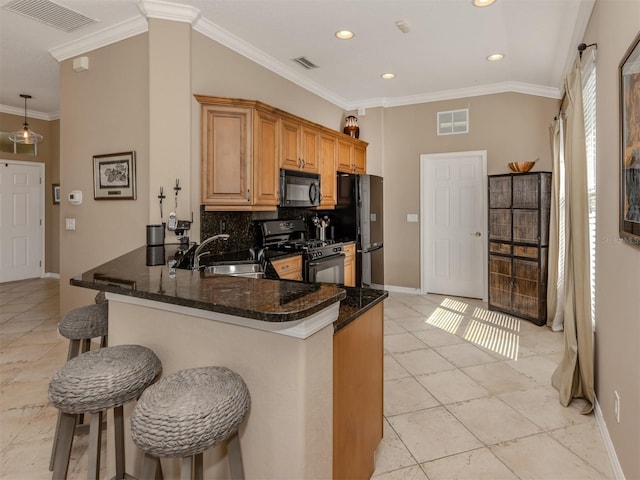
65 218 76 230
407 213 419 223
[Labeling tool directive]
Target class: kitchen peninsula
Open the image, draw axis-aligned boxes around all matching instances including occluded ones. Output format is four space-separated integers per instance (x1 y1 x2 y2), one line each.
70 244 386 479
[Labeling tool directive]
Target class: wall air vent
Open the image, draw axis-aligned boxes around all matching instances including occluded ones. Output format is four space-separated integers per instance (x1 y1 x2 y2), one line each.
3 0 96 32
437 108 469 135
292 57 319 70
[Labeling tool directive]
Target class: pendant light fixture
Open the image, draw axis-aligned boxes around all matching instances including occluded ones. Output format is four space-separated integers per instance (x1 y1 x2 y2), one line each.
9 94 43 149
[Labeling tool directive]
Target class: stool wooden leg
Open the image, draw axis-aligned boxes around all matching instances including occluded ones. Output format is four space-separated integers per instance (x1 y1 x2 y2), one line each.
180 456 192 480
52 412 77 480
193 453 204 480
227 432 245 480
49 411 62 471
66 339 81 360
114 405 125 480
87 411 103 480
140 453 163 480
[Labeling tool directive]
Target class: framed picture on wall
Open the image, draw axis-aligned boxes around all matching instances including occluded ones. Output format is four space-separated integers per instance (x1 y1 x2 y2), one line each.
620 31 640 244
93 151 137 200
52 184 60 204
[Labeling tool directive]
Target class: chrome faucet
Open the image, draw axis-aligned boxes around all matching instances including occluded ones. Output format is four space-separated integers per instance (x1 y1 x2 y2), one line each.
192 234 230 270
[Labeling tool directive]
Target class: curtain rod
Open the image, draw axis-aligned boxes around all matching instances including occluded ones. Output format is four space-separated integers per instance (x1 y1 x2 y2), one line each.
556 42 598 118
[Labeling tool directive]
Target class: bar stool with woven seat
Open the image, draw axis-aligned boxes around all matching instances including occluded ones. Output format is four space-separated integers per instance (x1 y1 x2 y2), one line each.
48 344 162 480
130 366 251 480
49 295 109 471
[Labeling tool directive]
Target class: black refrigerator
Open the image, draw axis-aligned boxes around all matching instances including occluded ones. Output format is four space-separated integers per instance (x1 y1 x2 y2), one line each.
333 173 384 289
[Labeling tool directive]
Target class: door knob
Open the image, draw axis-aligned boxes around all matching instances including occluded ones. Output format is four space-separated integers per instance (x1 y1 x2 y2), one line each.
471 232 481 237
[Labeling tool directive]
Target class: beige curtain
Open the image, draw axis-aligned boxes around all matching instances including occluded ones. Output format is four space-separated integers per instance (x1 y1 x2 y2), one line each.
547 118 565 332
550 58 595 413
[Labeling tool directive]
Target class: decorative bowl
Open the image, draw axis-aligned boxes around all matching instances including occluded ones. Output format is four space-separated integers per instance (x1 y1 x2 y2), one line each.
508 161 535 173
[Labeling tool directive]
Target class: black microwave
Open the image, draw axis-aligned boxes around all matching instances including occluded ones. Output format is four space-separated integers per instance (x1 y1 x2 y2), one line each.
279 169 321 207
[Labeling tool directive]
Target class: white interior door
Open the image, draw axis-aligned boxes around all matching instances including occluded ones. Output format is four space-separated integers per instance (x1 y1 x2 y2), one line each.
0 161 44 282
421 151 487 300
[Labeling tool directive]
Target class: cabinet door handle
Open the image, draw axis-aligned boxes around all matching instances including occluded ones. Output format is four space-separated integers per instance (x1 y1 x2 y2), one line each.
471 232 482 237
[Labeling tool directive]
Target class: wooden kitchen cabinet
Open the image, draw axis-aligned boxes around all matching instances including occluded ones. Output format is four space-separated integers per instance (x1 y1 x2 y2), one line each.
337 137 366 174
280 118 319 173
317 133 337 208
343 242 356 287
197 96 279 211
199 103 252 206
271 255 303 281
333 302 383 479
196 95 367 210
488 172 551 325
252 109 280 206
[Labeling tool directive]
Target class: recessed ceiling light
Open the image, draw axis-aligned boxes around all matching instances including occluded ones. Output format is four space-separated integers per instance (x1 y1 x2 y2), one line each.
487 53 504 61
473 0 496 6
381 73 395 80
335 30 354 40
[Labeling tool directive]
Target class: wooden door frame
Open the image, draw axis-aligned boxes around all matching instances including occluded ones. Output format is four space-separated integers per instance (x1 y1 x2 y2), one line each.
1 159 45 282
419 151 488 301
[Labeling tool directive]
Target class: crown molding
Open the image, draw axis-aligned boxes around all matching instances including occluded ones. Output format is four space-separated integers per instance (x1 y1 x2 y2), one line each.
194 16 350 110
137 0 201 24
49 16 148 62
0 104 58 121
345 81 563 110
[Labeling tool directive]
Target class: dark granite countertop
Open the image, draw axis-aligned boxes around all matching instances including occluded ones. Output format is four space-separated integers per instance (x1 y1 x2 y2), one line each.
334 287 388 332
71 244 387 330
70 245 345 323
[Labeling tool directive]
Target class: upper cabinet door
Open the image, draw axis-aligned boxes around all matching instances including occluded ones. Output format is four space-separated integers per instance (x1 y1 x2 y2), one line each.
201 105 252 205
336 138 353 173
280 118 319 173
280 117 301 170
253 109 280 207
353 143 366 174
318 133 337 208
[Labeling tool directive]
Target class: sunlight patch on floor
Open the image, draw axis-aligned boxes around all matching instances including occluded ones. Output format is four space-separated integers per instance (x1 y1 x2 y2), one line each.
424 307 464 333
424 298 521 360
472 307 521 332
463 318 519 360
440 297 470 314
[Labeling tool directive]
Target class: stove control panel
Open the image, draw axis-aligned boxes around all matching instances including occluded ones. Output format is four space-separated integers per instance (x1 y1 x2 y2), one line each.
307 244 343 259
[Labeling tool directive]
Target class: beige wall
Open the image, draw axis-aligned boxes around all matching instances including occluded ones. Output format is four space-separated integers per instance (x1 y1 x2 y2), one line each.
378 93 559 288
59 34 149 312
0 113 60 274
585 2 640 479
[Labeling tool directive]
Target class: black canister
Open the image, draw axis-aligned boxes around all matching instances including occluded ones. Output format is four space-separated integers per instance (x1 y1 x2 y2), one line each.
146 224 165 246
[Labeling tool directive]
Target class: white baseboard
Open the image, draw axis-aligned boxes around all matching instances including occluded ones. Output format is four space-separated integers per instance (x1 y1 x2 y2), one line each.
594 398 625 480
43 272 60 279
383 284 422 295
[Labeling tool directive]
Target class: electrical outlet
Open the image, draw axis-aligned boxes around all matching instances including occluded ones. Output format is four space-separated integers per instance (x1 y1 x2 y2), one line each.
614 391 620 423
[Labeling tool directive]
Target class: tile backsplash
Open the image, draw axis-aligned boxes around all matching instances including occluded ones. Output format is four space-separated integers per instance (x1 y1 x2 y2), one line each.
200 207 315 255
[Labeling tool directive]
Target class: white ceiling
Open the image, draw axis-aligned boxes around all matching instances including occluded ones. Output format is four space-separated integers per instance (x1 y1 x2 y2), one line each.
0 0 596 120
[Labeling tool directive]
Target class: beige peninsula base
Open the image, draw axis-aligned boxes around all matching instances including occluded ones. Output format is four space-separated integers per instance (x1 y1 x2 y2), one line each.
105 293 335 480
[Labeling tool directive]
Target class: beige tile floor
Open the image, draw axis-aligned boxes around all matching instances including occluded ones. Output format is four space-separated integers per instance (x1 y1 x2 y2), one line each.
0 278 614 479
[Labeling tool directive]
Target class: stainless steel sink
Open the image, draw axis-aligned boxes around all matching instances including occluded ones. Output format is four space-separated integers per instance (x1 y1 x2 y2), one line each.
202 263 265 278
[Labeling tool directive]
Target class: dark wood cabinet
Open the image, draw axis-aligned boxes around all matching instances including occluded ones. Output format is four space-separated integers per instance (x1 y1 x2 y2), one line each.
488 172 551 325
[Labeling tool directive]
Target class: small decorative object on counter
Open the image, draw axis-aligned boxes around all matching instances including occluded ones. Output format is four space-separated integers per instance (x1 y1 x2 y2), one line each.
507 157 538 173
343 115 360 138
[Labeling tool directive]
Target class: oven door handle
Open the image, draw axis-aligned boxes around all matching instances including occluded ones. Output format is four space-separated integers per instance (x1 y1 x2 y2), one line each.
307 253 344 267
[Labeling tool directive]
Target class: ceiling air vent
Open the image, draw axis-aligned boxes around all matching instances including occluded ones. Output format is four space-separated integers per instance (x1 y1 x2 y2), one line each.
3 0 96 32
292 57 319 70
